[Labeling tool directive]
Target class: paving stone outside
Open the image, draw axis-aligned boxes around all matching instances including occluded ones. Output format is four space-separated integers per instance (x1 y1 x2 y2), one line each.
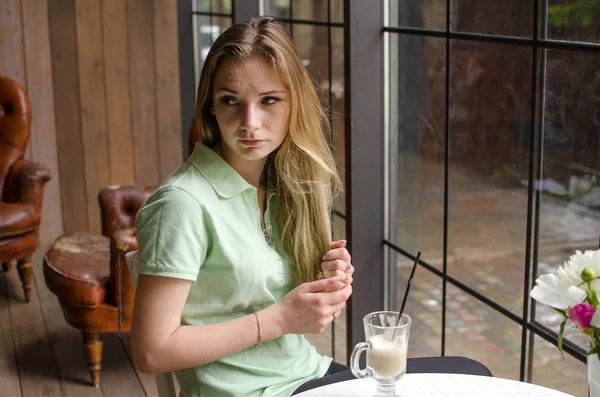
393 159 597 396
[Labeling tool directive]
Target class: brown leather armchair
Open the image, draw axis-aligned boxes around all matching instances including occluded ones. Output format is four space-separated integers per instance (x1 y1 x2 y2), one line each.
43 185 155 386
0 76 52 302
43 120 199 386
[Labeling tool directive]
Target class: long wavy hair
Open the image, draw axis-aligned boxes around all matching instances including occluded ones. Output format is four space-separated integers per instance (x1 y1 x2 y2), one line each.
194 16 342 285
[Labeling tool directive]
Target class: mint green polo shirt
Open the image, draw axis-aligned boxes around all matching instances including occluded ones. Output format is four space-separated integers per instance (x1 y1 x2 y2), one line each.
135 143 332 397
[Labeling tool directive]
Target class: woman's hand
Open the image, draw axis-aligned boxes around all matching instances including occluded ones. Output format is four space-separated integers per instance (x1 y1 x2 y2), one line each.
320 240 354 287
276 277 352 335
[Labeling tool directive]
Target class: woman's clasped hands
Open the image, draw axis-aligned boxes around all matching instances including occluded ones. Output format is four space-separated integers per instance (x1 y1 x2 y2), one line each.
276 240 354 335
320 240 354 288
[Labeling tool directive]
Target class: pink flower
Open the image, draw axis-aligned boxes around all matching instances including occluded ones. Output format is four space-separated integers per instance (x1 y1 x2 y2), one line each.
569 302 596 329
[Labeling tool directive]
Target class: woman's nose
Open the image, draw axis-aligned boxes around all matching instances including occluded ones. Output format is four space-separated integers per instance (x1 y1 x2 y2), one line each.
241 104 261 131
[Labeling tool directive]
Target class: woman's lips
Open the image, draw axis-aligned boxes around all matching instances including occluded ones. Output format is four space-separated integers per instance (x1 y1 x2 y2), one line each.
241 139 263 147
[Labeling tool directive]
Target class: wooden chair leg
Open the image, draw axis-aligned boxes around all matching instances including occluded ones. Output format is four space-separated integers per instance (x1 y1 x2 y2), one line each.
83 332 103 387
16 259 33 302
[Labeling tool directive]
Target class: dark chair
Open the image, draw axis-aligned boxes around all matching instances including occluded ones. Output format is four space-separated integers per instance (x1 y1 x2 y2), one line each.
0 76 52 302
407 356 493 376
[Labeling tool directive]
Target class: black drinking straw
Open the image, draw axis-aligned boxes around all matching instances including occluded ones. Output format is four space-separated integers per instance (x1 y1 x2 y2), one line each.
391 251 421 340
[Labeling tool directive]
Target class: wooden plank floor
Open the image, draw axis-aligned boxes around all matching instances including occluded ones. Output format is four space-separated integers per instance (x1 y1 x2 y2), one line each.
0 254 158 397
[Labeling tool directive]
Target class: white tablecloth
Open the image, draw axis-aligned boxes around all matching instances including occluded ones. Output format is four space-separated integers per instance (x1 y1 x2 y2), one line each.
294 373 575 397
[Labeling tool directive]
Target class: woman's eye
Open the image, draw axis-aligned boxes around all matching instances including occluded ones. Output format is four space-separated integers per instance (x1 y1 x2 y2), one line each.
218 96 238 105
262 96 279 105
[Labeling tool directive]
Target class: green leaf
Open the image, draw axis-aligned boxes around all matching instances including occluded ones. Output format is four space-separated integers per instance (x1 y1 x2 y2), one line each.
587 341 600 361
588 287 599 307
547 0 600 28
557 318 567 353
587 333 600 361
587 344 600 355
581 11 593 26
548 6 570 27
554 308 568 317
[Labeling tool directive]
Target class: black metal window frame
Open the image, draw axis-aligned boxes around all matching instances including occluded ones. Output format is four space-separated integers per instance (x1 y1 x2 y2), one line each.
180 1 259 156
190 1 259 21
344 0 385 361
272 0 347 361
382 0 600 382
267 0 343 167
271 4 348 223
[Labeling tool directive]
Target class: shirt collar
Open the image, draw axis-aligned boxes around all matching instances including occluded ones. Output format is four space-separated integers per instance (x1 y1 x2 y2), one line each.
188 143 276 201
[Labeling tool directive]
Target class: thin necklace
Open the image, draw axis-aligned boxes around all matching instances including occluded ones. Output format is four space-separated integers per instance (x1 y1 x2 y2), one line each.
261 220 272 243
260 165 272 243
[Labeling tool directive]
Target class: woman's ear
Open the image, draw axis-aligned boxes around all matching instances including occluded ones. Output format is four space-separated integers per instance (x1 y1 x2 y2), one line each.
210 104 215 115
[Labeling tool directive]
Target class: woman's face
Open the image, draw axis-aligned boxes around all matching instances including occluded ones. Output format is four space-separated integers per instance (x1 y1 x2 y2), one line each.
211 55 290 162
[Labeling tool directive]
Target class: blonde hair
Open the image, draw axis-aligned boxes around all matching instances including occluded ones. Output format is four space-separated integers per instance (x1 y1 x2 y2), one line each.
194 16 342 285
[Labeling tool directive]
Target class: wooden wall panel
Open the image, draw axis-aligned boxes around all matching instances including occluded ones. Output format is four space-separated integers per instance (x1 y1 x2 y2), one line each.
48 0 88 234
2 0 183 245
0 0 30 159
75 0 110 234
103 0 136 187
21 0 65 251
154 0 183 179
127 0 160 187
0 1 26 88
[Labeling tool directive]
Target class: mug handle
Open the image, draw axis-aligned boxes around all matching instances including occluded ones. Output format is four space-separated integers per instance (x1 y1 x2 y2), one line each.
350 342 373 379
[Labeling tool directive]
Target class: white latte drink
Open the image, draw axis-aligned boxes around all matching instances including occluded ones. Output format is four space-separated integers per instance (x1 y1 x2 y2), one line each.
366 334 407 378
351 312 411 396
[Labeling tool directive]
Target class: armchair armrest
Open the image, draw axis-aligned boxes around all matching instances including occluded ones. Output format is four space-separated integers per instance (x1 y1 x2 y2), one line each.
4 159 52 213
109 227 138 330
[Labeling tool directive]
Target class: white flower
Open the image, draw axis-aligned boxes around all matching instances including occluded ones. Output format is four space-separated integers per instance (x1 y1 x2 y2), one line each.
556 249 600 293
531 273 587 310
591 310 600 328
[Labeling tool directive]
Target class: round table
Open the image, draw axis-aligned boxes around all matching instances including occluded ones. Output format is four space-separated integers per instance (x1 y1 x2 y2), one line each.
294 373 575 397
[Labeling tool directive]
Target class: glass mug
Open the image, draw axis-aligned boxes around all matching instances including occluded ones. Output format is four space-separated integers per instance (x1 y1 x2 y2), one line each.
350 311 411 397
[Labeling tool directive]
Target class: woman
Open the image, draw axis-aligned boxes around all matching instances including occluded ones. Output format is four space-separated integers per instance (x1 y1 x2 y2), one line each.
131 16 354 397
